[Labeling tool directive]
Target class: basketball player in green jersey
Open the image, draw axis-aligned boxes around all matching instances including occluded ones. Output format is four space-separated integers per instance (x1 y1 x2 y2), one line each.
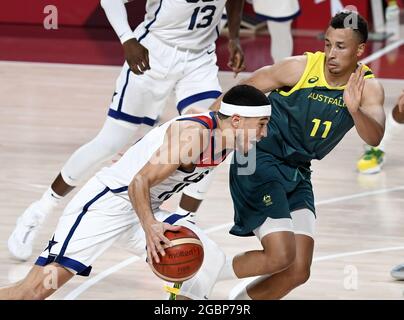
183 11 385 300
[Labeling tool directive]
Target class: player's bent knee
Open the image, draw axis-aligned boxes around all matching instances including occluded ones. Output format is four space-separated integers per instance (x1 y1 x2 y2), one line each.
263 249 296 274
291 267 311 286
96 137 126 157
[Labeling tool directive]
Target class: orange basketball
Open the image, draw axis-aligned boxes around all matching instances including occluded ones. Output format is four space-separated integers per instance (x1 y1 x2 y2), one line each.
151 226 204 282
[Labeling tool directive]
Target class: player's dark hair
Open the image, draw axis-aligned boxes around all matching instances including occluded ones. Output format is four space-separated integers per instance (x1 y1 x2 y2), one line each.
330 11 368 43
218 84 270 119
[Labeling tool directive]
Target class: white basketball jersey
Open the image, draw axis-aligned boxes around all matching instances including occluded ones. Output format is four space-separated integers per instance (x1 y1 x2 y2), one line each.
134 0 227 50
96 112 225 211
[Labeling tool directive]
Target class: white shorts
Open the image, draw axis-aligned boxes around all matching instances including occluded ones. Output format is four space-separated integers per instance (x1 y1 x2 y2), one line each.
108 32 222 127
36 177 224 300
252 0 300 21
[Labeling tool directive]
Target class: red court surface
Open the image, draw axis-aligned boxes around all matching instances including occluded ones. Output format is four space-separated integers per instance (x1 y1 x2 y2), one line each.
0 24 403 78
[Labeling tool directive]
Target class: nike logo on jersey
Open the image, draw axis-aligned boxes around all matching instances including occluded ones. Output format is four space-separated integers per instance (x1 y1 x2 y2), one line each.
207 49 215 54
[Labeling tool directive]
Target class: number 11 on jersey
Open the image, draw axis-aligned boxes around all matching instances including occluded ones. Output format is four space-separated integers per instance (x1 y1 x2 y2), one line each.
310 118 332 138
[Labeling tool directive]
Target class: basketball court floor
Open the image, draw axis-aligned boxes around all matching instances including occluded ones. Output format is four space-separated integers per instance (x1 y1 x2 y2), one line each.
1 35 404 300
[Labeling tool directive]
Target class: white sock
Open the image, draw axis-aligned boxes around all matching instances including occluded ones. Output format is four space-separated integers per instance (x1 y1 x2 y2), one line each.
233 287 252 300
38 187 62 213
217 256 238 282
378 108 401 152
267 20 293 63
231 275 271 300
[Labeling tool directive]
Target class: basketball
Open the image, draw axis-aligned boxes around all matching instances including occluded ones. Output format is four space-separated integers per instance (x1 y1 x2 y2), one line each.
151 226 204 282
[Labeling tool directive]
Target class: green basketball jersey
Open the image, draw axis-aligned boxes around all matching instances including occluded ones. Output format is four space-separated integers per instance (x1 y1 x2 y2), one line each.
257 51 374 166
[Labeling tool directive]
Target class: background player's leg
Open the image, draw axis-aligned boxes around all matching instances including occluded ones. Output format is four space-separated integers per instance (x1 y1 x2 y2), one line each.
8 117 141 261
267 20 294 63
0 264 73 300
60 117 141 187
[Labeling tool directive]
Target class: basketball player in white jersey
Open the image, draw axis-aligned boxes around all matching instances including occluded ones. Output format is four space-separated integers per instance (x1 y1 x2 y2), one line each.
8 0 246 261
251 0 300 63
0 85 270 300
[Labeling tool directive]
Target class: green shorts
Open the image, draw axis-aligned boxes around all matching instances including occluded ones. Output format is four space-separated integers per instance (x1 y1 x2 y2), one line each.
229 151 315 237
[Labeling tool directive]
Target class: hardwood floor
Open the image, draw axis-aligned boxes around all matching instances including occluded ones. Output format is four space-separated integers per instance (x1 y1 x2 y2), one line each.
0 61 403 300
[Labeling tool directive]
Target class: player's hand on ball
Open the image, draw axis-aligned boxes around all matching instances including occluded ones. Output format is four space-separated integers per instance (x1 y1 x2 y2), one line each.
145 221 181 264
122 38 151 75
344 64 366 115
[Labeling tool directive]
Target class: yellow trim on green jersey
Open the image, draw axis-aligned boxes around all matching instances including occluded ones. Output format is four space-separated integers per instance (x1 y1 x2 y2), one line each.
278 51 374 97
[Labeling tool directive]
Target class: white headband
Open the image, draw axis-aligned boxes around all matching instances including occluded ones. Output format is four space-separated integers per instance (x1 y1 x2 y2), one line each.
219 102 271 117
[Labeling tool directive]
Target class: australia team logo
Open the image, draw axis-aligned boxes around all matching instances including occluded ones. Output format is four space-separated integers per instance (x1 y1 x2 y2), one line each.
262 194 273 206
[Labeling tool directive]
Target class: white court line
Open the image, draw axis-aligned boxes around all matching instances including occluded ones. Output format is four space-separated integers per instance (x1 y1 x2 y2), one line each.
228 245 404 299
360 39 404 64
63 257 140 300
26 183 48 190
0 179 48 191
63 185 404 300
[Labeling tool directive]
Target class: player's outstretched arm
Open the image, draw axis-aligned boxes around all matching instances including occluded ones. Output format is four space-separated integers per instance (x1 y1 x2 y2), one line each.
128 122 207 265
209 55 306 111
100 0 150 75
344 66 385 146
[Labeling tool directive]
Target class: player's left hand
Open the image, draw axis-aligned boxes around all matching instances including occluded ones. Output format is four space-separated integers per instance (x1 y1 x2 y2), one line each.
227 38 245 77
344 64 366 115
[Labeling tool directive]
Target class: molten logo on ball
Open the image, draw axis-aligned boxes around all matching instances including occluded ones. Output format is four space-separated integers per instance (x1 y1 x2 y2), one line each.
151 226 204 282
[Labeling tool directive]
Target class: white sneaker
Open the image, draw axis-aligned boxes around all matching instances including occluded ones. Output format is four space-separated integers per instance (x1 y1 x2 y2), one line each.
8 201 53 261
391 264 404 280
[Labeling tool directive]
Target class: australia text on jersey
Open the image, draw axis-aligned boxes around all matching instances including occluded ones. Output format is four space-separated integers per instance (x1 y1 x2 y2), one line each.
307 92 347 108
